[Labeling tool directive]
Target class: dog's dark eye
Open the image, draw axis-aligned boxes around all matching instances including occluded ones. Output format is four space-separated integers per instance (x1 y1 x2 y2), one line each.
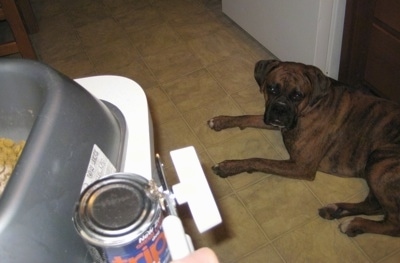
290 91 304 102
266 84 280 95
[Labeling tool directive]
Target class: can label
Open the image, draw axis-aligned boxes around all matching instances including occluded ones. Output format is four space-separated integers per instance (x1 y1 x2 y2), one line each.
105 213 170 263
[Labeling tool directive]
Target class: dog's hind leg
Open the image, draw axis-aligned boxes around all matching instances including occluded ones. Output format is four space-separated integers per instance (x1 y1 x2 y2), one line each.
339 184 400 236
338 190 400 237
339 213 400 237
338 149 400 237
318 191 384 220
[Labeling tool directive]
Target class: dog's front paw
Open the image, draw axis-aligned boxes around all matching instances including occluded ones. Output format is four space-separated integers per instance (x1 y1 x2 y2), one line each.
208 118 217 129
212 160 241 178
207 116 230 131
339 218 364 237
212 164 230 178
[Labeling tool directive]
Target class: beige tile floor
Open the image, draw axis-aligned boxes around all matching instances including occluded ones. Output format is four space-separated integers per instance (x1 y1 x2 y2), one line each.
25 0 400 262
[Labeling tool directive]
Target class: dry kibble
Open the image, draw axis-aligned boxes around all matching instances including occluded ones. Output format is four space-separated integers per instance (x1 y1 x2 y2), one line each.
0 138 25 196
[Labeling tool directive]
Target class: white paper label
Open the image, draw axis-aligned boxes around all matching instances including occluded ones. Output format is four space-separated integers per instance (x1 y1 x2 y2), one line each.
81 144 116 192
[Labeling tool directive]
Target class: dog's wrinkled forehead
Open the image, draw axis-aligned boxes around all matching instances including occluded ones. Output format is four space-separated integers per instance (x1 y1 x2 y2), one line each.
267 64 310 91
255 60 331 107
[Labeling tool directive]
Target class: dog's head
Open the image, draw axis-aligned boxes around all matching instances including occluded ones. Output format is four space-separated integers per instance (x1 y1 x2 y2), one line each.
254 60 331 130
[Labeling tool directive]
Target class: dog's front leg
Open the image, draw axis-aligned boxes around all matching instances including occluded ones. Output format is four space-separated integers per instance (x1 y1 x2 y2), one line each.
208 115 278 131
212 158 317 180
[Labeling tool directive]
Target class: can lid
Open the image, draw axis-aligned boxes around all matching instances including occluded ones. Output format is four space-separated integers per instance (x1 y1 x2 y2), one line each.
74 173 160 247
90 183 143 229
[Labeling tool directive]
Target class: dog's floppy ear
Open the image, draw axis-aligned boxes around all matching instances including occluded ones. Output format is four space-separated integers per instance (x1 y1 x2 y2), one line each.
305 66 331 106
254 60 280 91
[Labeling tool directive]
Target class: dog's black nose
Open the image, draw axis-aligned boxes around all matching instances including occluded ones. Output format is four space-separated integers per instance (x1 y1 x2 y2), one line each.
264 97 297 129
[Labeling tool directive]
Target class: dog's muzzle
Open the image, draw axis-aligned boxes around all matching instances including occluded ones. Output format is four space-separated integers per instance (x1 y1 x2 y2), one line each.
264 96 297 129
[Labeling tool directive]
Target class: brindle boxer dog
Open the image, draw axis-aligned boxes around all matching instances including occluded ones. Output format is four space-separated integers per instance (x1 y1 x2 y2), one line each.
208 60 400 237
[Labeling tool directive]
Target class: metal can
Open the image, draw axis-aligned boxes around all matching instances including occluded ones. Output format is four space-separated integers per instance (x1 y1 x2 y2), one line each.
73 173 171 263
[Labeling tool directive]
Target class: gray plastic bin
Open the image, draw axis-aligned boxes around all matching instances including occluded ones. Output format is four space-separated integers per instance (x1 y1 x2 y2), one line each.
0 59 127 262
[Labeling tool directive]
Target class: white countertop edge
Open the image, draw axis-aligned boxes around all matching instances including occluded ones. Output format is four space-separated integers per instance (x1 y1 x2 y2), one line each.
75 75 153 180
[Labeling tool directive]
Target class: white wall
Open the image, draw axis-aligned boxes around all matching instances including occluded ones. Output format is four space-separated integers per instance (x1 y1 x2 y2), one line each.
222 0 346 78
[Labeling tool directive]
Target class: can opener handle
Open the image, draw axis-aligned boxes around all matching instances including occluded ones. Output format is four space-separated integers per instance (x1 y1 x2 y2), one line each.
156 146 222 261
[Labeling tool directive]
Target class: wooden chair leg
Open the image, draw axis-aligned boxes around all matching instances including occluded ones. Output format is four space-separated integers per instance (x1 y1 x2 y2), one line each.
0 0 37 59
16 0 38 34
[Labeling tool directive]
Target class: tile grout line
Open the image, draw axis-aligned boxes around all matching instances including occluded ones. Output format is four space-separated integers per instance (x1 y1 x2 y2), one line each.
232 182 288 263
376 249 400 263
